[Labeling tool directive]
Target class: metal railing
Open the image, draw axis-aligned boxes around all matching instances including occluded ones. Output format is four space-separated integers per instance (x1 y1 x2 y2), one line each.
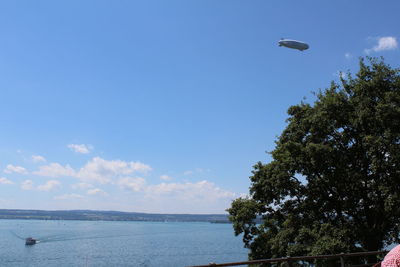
188 250 387 267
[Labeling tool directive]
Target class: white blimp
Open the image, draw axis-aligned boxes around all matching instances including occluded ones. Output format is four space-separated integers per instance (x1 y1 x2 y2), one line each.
278 38 309 51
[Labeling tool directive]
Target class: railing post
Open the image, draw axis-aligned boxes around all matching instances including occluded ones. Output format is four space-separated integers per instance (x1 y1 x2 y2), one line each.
340 253 345 267
286 257 292 267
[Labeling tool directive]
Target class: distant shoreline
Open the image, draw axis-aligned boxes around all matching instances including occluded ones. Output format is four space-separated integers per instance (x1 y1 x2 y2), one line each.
0 209 231 223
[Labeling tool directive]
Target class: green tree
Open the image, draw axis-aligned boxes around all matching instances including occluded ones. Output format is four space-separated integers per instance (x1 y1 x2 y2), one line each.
228 58 400 264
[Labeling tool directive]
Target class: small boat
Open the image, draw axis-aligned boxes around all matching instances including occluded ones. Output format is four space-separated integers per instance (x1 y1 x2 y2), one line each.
25 237 37 245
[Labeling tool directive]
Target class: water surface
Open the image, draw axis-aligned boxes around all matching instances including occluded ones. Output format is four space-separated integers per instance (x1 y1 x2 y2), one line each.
0 219 248 267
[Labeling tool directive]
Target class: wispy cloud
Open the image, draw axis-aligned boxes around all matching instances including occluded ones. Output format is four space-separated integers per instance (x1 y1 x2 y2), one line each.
87 188 108 196
4 164 28 175
37 180 61 191
117 177 236 201
117 177 146 192
345 52 353 59
21 180 34 190
183 168 208 176
71 182 94 190
141 180 238 214
0 177 13 185
32 155 46 163
33 163 76 177
146 180 236 200
160 175 173 181
115 178 237 213
54 193 84 200
68 144 92 154
21 179 61 191
365 36 398 54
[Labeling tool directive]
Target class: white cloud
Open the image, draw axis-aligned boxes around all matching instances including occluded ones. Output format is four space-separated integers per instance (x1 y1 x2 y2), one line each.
32 155 46 163
87 188 108 196
54 193 84 200
160 175 172 181
31 157 152 185
345 53 352 59
71 182 94 190
33 163 76 177
138 180 237 214
68 144 92 154
21 180 34 190
4 164 28 175
76 157 152 184
365 36 398 54
37 180 61 191
0 177 13 185
183 168 207 176
146 180 236 200
118 177 146 192
117 177 236 204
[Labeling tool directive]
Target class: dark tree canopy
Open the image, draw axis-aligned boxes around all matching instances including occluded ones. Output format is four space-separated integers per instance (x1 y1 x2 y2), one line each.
228 58 400 261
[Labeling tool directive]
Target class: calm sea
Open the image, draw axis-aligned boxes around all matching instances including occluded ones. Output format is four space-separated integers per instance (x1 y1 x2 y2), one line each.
0 219 248 267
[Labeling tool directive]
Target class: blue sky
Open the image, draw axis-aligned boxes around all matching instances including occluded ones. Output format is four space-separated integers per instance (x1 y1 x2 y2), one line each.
1 0 399 213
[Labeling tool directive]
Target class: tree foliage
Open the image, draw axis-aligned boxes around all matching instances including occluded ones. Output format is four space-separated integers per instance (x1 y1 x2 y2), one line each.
228 58 400 262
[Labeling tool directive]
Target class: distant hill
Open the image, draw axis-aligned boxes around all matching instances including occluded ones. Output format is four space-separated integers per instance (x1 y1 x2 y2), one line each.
0 209 231 223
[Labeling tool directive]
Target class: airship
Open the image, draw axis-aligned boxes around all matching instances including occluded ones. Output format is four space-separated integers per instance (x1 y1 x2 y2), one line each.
278 38 309 51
